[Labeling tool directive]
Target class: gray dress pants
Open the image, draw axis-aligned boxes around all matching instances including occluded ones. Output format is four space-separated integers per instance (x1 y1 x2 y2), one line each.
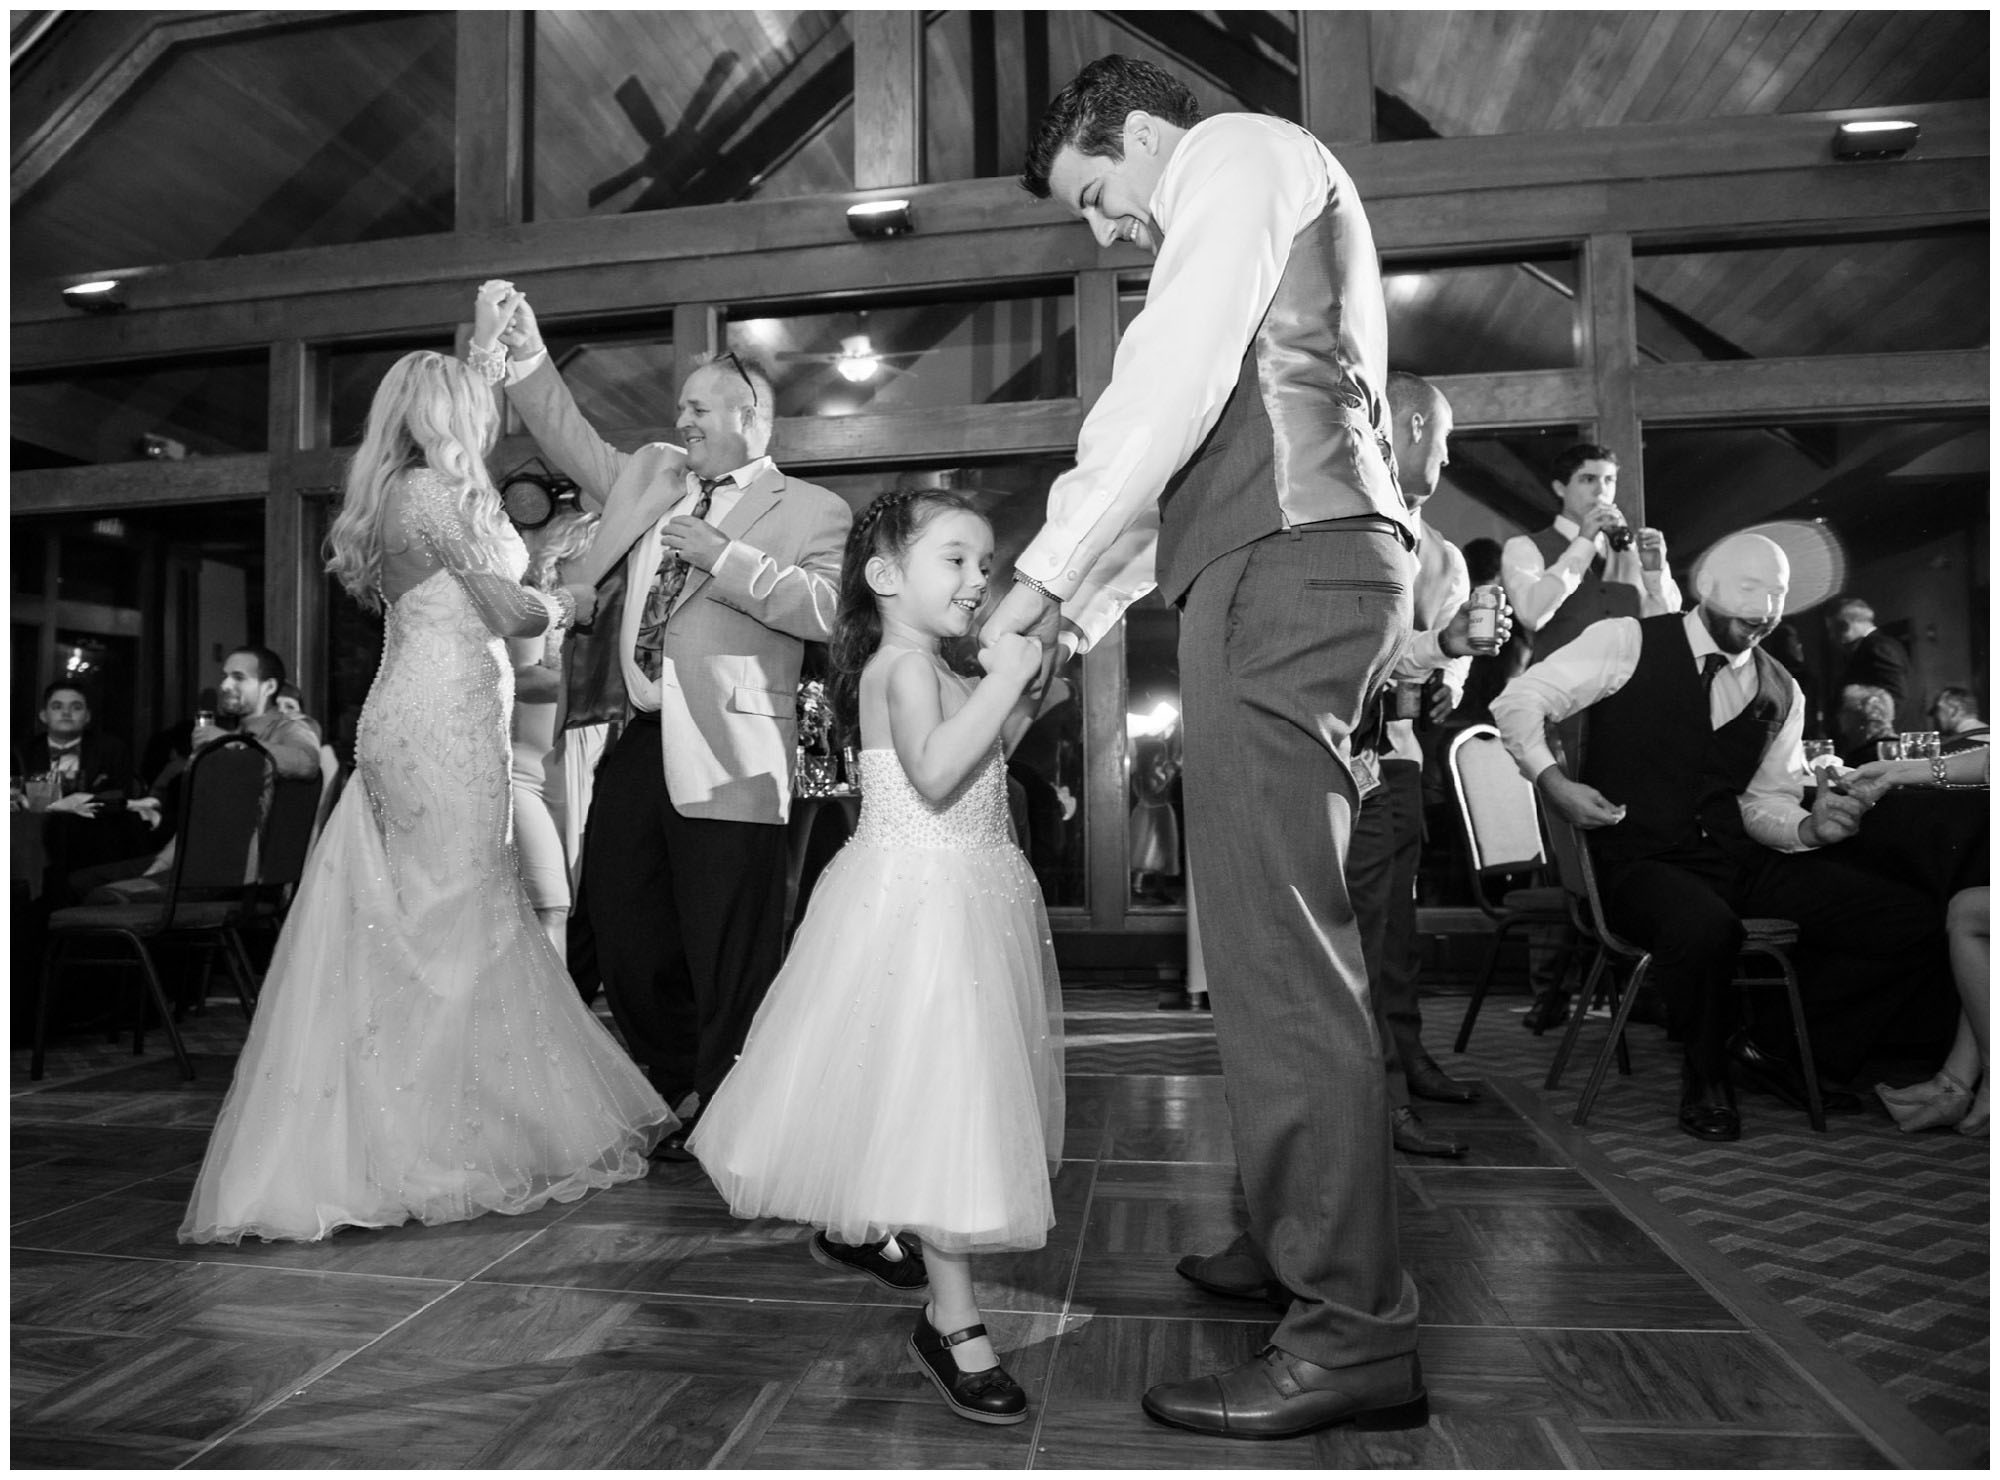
1178 521 1422 1369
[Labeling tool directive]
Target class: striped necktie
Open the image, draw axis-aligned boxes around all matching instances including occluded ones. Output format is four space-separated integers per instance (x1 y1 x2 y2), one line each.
634 475 727 683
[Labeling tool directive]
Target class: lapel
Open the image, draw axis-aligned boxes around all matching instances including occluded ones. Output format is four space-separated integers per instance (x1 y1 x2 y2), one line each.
573 446 686 591
674 464 785 611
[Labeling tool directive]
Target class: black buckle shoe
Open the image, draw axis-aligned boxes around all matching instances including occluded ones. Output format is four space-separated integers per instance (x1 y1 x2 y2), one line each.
809 1231 928 1292
909 1309 1028 1425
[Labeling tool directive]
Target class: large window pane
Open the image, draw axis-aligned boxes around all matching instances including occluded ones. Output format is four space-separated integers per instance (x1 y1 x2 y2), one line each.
1386 257 1580 373
532 10 853 222
15 14 455 279
542 319 679 448
926 11 1300 181
13 352 270 466
1634 228 1989 362
730 285 1075 418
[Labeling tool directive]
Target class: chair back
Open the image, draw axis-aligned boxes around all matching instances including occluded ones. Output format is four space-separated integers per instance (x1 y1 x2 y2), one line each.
309 762 349 855
1446 725 1548 917
1539 805 1650 960
163 735 273 917
258 774 324 892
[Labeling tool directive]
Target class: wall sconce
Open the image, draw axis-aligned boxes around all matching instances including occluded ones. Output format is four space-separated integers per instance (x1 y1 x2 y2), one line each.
846 199 914 238
61 278 126 313
1833 120 1920 160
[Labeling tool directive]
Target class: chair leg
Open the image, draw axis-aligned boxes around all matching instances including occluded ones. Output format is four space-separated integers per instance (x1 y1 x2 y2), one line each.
124 934 195 1081
1546 949 1608 1090
1763 947 1825 1132
222 929 259 1021
1574 958 1652 1127
31 936 63 1081
1453 922 1514 1053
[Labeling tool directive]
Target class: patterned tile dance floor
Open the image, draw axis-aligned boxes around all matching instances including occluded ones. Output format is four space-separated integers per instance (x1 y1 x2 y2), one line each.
10 983 1984 1467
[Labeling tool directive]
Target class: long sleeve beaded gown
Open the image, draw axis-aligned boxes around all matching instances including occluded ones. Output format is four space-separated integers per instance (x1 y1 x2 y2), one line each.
181 468 670 1244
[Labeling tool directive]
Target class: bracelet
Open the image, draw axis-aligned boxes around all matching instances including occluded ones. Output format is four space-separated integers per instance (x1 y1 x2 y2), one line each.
466 340 508 386
1930 755 1950 786
1013 570 1062 606
545 584 576 632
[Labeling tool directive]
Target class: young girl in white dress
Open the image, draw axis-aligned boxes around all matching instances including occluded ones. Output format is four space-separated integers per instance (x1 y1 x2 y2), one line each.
690 490 1064 1426
180 326 671 1245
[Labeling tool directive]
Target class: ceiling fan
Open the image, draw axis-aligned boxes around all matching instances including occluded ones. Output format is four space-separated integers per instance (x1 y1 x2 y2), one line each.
769 333 928 384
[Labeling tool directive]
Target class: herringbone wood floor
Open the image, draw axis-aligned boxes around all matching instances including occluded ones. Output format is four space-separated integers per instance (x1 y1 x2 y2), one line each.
11 984 1972 1467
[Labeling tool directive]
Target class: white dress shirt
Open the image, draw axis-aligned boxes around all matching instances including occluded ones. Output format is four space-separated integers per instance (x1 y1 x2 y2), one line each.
1490 609 1816 852
1500 512 1681 635
617 456 772 712
1383 519 1472 766
1013 113 1364 653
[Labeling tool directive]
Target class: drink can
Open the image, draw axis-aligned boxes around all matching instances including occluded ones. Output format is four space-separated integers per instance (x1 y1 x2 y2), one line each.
1466 585 1503 656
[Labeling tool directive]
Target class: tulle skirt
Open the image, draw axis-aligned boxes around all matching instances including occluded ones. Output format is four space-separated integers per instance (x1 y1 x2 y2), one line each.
178 781 671 1245
689 837 1064 1254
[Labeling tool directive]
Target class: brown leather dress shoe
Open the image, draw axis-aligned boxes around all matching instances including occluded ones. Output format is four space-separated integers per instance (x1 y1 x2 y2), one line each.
1142 1347 1429 1439
1392 1106 1467 1158
1405 1056 1481 1104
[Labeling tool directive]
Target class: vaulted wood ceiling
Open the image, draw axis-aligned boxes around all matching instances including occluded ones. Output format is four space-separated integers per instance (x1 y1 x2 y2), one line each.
10 10 1990 559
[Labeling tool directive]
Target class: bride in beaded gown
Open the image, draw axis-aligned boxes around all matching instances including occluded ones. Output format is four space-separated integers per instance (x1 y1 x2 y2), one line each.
180 348 670 1245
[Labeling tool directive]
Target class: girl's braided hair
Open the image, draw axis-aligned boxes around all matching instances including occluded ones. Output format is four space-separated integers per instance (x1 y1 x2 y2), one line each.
828 487 983 731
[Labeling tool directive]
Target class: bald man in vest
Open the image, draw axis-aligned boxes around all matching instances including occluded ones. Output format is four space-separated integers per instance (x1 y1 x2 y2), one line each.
1492 532 1949 1142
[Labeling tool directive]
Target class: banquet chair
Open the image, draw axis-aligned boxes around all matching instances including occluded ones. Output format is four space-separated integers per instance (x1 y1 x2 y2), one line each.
1446 724 1577 1053
224 771 327 1014
1540 807 1824 1131
32 735 274 1081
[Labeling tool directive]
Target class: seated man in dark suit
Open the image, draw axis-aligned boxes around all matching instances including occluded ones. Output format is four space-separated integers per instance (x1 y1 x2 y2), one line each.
14 682 134 804
1492 532 1949 1142
1930 686 1990 753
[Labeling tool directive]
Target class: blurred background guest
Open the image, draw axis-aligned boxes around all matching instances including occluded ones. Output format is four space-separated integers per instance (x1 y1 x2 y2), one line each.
1931 686 1990 752
1835 682 1899 767
1826 594 1911 710
14 681 134 801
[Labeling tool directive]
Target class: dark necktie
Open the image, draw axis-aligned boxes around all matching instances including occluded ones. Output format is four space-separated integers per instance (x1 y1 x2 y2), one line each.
634 475 726 683
1700 652 1729 724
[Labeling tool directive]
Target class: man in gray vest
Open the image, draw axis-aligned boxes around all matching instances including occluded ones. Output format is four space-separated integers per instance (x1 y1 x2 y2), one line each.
989 54 1429 1439
1500 444 1680 663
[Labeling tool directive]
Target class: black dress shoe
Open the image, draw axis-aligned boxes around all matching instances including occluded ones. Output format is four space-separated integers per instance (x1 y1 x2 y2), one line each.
1142 1347 1428 1439
809 1231 928 1291
649 1118 698 1162
1728 1032 1864 1115
1174 1249 1292 1308
909 1308 1027 1425
1391 1106 1467 1158
1678 1063 1740 1142
1405 1057 1480 1104
1521 985 1572 1034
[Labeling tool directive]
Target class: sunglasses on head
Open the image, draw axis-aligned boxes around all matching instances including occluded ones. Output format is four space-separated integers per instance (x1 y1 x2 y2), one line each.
716 351 759 409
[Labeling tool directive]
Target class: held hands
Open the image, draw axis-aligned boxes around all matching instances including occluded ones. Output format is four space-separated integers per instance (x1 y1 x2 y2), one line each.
473 279 523 350
45 792 99 818
977 631 1044 689
660 516 729 573
559 583 599 627
1802 780 1869 847
1537 768 1627 830
497 292 544 361
981 580 1062 652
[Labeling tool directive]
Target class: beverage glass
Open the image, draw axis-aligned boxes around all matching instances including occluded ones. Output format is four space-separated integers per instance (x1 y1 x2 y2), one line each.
1465 585 1503 656
23 774 60 812
1875 737 1903 762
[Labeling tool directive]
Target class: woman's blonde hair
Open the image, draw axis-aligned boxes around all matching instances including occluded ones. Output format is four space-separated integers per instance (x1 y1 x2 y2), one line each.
325 350 504 610
523 507 601 588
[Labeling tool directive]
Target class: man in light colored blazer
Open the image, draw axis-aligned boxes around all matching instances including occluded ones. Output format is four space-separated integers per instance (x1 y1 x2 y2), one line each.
490 289 851 1158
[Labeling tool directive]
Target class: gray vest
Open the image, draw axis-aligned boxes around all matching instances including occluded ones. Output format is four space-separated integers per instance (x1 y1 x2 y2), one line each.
1156 131 1411 607
1527 523 1640 660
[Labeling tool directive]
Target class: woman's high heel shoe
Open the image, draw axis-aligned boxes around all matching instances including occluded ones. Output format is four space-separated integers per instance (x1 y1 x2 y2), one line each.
1874 1072 1974 1132
909 1308 1028 1425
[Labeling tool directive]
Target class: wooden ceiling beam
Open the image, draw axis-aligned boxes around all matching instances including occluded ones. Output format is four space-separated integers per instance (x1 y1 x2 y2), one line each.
11 452 270 515
1636 348 1988 423
12 10 352 204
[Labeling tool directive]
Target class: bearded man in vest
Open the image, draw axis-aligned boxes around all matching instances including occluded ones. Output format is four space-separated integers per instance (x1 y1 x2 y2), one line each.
1501 444 1680 663
988 54 1432 1438
1492 533 1949 1143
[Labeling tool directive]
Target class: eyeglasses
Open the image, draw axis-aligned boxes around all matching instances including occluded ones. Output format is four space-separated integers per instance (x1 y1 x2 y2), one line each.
716 351 759 409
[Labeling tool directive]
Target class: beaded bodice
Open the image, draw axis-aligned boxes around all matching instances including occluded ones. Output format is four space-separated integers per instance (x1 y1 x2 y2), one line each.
851 748 1012 852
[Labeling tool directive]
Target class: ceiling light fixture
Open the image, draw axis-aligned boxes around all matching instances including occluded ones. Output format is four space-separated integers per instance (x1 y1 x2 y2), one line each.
62 278 126 313
846 199 914 238
835 334 881 383
1832 120 1920 160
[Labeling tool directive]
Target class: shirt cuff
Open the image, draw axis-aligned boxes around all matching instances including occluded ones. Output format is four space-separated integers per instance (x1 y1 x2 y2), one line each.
504 348 549 386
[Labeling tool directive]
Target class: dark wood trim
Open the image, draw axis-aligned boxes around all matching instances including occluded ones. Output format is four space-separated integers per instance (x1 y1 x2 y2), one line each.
11 454 271 515
1429 369 1597 430
1298 10 1374 146
852 10 923 189
263 341 316 709
453 11 527 234
9 596 145 638
1581 234 1644 520
1074 269 1119 407
1082 633 1128 931
777 401 1084 467
16 101 1982 341
1636 348 1990 423
11 10 352 204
